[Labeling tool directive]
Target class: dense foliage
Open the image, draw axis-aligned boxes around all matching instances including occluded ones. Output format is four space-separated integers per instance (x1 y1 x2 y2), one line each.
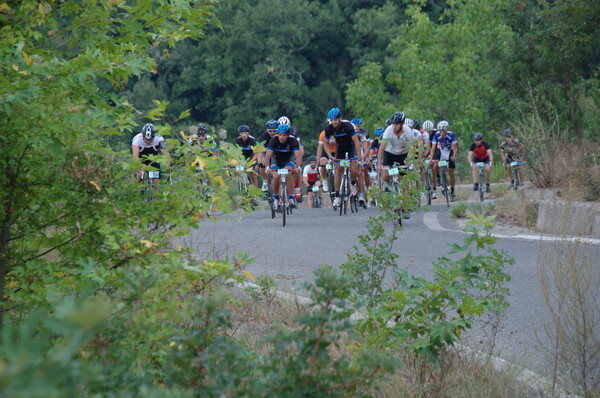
124 0 599 153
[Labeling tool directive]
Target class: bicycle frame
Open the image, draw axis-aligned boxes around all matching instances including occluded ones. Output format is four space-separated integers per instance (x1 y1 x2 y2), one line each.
474 162 486 202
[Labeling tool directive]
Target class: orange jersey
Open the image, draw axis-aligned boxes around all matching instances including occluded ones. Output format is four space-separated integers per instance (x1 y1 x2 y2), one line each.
318 130 336 154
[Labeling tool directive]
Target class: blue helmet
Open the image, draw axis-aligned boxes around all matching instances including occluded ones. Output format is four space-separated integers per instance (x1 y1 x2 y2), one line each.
265 119 278 129
351 118 362 125
277 123 291 134
375 128 384 136
328 107 341 119
238 125 250 133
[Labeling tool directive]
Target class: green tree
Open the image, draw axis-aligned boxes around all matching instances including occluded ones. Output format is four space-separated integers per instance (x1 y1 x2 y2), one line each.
0 0 229 328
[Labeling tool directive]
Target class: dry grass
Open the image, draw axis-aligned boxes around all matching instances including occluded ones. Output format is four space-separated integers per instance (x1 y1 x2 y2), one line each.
493 190 539 228
226 287 539 398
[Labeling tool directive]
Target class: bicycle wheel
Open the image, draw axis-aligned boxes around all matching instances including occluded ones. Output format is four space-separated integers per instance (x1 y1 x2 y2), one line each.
513 166 520 190
393 181 402 226
281 182 287 227
425 170 432 206
339 174 346 216
441 172 450 207
479 170 485 202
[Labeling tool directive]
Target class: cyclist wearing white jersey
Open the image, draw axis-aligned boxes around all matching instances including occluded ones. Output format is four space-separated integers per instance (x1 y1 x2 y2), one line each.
132 123 169 184
377 112 419 185
429 120 458 200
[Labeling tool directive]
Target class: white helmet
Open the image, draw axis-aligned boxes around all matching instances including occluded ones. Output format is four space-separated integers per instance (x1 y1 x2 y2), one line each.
437 120 449 131
422 120 434 131
404 118 413 128
277 116 290 126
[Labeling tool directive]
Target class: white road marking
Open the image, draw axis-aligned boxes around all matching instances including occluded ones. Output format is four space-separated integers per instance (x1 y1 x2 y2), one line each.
425 212 600 245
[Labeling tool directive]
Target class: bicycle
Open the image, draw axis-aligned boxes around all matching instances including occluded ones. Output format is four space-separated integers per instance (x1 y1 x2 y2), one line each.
325 160 336 207
386 162 410 226
336 153 354 216
473 162 486 202
423 159 433 206
432 159 450 207
510 161 524 190
141 169 160 202
275 168 294 227
310 184 322 208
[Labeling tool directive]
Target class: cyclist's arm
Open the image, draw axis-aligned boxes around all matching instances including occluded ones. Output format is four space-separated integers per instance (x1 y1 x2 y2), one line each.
467 150 474 165
264 149 273 168
316 142 324 160
487 147 493 164
132 145 140 159
429 142 437 158
352 134 361 160
452 143 458 159
377 141 388 166
500 148 506 163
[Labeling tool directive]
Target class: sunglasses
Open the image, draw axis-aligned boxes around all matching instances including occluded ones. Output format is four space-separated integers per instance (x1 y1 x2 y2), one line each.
267 129 277 133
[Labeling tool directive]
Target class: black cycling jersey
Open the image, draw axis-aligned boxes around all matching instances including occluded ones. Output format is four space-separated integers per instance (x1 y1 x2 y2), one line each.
325 121 356 158
267 136 299 167
258 131 276 148
234 136 256 159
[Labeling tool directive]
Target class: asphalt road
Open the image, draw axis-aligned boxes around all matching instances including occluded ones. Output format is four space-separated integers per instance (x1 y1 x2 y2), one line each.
185 198 600 377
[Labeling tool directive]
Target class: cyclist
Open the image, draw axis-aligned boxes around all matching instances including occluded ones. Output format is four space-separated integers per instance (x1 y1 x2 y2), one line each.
132 123 170 184
324 107 364 208
352 117 371 206
234 125 259 187
467 132 493 192
264 123 300 210
500 128 525 186
278 116 304 201
316 120 336 192
429 120 458 200
303 156 322 208
189 124 218 155
376 111 418 185
257 119 279 191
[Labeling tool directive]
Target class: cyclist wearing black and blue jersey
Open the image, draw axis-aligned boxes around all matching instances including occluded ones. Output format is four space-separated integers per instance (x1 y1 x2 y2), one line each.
257 119 279 191
324 108 363 208
264 123 300 209
234 125 258 187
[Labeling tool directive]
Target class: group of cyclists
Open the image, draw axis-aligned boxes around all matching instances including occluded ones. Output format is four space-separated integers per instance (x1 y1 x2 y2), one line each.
131 108 526 211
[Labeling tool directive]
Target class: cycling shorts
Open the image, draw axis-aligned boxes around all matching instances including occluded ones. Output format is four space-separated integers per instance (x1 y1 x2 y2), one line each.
382 151 408 167
433 149 455 169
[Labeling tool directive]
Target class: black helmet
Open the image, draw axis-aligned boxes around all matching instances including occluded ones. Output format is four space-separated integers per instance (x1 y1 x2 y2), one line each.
385 118 392 126
308 155 317 162
413 119 421 130
142 123 156 140
197 124 208 136
472 132 484 141
503 128 512 137
389 111 405 124
238 125 250 133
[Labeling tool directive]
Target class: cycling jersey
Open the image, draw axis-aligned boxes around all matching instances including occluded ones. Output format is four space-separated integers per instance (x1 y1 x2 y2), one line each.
325 121 356 158
431 131 457 160
418 129 430 150
188 135 217 153
234 136 257 159
318 130 336 155
356 127 369 142
267 135 299 168
500 138 524 162
132 133 165 156
258 131 277 149
370 138 380 158
470 141 490 161
302 164 320 184
381 125 418 155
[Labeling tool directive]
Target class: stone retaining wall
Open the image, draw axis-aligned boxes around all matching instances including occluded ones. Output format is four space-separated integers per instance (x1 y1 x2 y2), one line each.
536 200 600 238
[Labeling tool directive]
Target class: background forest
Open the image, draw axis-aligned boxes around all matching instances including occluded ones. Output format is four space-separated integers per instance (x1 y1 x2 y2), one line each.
125 0 600 158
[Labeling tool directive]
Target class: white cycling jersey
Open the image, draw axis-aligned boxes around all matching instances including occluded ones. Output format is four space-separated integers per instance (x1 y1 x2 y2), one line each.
382 125 419 155
132 133 165 151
